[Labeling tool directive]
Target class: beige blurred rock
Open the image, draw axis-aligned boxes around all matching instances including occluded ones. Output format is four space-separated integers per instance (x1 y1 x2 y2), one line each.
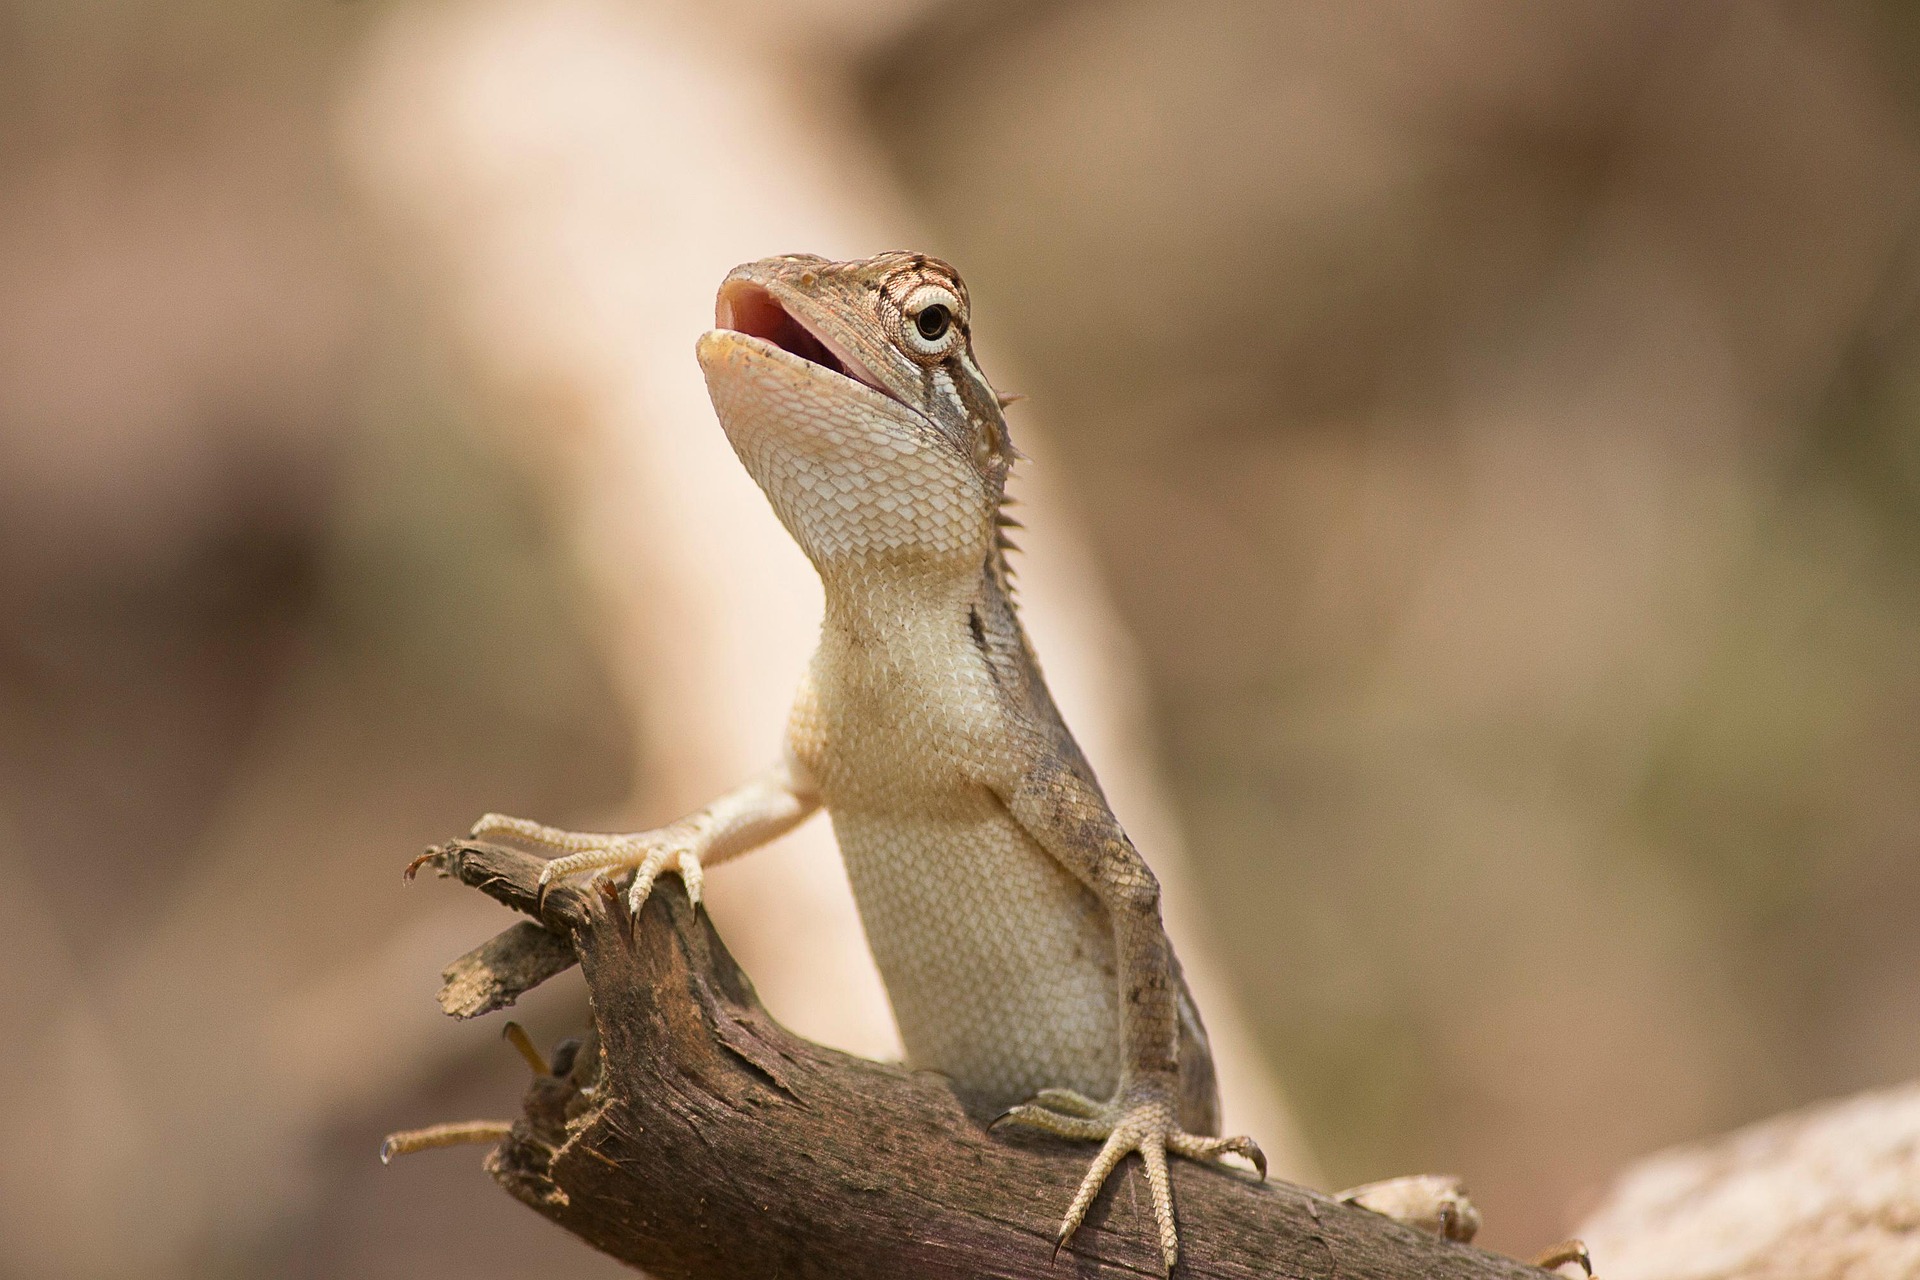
1576 1082 1920 1280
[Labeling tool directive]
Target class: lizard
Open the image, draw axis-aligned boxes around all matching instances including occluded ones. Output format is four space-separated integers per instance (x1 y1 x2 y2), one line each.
466 252 1499 1272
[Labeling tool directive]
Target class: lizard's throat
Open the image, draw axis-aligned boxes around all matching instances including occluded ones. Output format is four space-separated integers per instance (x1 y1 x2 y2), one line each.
734 425 995 575
816 552 988 642
698 324 997 579
704 391 993 580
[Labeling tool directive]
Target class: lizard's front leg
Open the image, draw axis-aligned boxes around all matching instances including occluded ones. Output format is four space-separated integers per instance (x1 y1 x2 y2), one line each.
470 756 818 914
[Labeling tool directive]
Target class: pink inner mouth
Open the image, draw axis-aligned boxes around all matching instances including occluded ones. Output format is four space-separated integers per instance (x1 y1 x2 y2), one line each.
716 282 893 401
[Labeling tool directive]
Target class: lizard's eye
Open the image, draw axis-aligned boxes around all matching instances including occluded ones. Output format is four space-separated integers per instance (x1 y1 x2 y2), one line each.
901 283 962 356
916 305 951 342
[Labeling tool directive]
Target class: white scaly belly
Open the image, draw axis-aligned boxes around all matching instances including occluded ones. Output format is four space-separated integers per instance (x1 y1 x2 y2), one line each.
795 591 1123 1116
830 797 1120 1117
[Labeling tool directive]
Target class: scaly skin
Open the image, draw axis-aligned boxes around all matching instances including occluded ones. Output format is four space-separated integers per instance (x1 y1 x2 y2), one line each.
473 253 1486 1273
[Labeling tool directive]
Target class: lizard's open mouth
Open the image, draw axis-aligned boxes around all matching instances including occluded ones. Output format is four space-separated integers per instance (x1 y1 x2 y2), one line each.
715 281 896 403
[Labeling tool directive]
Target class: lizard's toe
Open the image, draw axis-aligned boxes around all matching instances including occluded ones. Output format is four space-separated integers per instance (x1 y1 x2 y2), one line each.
993 1103 1110 1141
537 846 639 886
628 845 704 912
1051 1107 1177 1274
1169 1130 1266 1180
471 812 612 853
1531 1240 1593 1276
530 845 629 908
468 821 702 921
469 815 707 918
1028 1087 1105 1118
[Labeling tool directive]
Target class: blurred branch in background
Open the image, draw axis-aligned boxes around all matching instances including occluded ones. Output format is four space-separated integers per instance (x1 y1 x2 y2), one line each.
0 5 637 1276
0 1 1915 1277
341 0 1310 1177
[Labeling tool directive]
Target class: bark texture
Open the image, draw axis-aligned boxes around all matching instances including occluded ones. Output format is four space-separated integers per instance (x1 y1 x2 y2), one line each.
438 919 578 1020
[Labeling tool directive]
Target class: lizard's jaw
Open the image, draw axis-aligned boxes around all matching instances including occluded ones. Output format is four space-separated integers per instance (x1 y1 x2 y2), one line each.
712 280 900 409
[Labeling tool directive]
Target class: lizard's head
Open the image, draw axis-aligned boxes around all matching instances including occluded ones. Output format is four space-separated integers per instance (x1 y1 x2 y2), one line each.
697 252 1015 576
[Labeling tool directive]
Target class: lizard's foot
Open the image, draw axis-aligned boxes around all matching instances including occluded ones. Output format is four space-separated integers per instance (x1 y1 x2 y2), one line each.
469 813 706 914
1337 1176 1595 1274
1336 1173 1482 1242
995 1079 1265 1273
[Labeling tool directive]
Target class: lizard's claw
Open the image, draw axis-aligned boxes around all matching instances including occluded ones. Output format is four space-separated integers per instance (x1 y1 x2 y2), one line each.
996 1080 1263 1274
469 813 705 914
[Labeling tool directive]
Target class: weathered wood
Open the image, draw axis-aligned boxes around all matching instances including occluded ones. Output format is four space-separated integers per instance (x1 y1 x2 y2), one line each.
438 920 577 1019
411 840 1550 1279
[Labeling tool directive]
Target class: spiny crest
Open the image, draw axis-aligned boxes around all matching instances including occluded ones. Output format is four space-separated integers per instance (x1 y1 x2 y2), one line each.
989 462 1023 599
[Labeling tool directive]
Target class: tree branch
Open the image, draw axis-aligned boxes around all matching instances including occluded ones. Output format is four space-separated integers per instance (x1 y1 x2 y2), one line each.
437 920 577 1020
407 840 1549 1280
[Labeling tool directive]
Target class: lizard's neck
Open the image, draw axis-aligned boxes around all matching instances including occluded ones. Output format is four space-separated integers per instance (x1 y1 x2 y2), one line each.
816 554 1000 651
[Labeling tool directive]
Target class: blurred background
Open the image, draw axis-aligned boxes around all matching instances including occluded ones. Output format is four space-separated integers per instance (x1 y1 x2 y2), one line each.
3 1 1917 1276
